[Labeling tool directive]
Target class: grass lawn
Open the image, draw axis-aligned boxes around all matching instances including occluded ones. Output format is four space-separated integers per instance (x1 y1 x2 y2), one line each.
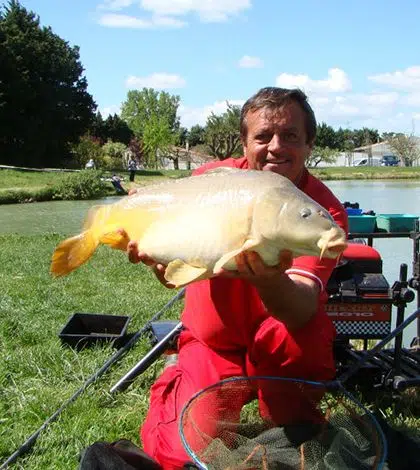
310 165 420 180
0 169 190 192
0 233 183 468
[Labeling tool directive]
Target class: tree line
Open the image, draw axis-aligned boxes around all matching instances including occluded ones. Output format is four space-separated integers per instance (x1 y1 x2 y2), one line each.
1 1 419 169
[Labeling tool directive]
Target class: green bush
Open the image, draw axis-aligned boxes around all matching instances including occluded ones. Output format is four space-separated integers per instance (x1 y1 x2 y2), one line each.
0 189 33 204
52 170 107 200
70 135 103 168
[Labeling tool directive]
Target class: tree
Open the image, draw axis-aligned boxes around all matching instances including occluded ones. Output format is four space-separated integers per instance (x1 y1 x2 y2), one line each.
103 114 134 145
387 134 420 167
142 115 175 168
100 140 127 169
120 88 180 139
307 146 339 167
188 124 206 147
0 1 96 167
204 103 242 160
381 132 403 142
174 126 188 148
315 123 339 149
70 135 103 168
90 112 106 143
350 128 379 148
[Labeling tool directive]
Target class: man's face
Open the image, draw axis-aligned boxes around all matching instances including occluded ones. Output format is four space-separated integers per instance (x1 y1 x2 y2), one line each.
242 102 314 184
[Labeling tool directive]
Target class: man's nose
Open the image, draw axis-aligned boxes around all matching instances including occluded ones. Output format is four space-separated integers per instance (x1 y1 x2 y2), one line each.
267 134 283 153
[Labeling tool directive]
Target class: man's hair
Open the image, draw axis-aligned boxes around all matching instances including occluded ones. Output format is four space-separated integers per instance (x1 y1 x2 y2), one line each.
240 87 317 144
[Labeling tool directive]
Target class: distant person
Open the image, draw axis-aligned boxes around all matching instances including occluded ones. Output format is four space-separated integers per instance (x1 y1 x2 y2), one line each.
128 158 137 182
85 158 96 170
111 174 127 195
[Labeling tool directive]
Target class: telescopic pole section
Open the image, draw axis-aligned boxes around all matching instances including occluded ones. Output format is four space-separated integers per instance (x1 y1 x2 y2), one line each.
110 321 184 393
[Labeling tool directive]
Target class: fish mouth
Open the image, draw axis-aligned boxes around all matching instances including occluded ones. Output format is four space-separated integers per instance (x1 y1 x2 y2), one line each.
318 228 347 259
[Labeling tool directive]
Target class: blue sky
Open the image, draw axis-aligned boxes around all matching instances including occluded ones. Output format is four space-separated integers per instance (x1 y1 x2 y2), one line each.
19 0 420 133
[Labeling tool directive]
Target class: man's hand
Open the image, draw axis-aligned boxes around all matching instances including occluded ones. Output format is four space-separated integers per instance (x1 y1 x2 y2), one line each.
127 240 175 289
216 250 293 287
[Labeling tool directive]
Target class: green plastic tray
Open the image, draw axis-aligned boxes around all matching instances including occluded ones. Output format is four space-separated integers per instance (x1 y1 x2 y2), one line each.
376 214 418 233
348 215 377 233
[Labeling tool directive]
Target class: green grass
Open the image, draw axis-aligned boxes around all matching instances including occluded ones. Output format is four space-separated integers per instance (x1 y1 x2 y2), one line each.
0 233 182 468
310 165 420 180
0 168 191 204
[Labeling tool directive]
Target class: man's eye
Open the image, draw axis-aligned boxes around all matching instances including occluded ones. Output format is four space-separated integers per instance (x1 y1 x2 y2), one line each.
256 133 271 141
284 132 299 142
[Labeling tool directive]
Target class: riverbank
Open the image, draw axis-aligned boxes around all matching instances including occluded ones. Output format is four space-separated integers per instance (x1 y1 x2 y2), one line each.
0 168 190 204
1 166 420 204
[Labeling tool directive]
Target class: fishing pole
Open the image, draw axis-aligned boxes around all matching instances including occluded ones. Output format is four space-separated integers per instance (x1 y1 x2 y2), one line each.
0 288 186 469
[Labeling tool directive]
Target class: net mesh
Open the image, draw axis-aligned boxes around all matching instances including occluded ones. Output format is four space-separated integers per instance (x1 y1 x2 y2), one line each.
179 377 386 470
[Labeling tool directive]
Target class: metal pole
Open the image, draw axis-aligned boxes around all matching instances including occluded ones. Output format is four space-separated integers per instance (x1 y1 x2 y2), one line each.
110 322 183 393
338 308 419 384
394 264 407 375
0 288 185 469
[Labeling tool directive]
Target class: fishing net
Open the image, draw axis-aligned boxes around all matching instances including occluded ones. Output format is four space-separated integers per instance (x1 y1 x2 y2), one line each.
179 376 387 470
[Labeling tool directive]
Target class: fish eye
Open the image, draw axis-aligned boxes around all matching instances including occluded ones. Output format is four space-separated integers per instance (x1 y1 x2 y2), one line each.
300 207 312 218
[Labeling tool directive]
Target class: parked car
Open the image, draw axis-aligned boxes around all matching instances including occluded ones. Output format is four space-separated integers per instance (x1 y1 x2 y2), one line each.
380 155 399 166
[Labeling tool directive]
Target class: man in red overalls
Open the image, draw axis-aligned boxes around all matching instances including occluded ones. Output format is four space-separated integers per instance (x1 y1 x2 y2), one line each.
128 87 348 469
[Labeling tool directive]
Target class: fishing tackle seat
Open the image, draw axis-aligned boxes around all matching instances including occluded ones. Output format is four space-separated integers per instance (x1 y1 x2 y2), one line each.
326 242 393 341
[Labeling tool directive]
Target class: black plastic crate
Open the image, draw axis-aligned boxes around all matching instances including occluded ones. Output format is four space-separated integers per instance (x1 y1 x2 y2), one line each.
59 313 131 349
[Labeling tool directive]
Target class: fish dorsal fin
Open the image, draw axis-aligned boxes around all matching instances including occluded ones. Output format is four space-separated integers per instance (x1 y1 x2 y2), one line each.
204 167 242 175
165 259 209 288
213 239 260 273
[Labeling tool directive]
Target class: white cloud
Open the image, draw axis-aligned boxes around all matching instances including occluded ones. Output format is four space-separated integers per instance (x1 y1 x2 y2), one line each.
98 0 135 10
401 91 420 107
97 0 250 27
238 55 263 68
313 93 399 122
126 73 186 89
98 13 186 28
368 66 420 90
179 99 244 128
276 68 351 94
141 0 251 22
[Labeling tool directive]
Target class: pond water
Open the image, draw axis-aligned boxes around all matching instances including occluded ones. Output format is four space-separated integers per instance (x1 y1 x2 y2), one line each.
1 179 419 344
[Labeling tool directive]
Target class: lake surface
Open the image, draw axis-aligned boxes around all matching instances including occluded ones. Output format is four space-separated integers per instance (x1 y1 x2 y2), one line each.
1 179 419 345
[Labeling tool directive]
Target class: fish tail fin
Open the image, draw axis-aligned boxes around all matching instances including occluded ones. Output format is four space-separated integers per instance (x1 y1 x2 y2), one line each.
50 205 131 277
50 230 99 277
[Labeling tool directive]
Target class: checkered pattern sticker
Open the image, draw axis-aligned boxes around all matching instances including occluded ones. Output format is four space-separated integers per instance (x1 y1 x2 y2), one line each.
333 321 391 337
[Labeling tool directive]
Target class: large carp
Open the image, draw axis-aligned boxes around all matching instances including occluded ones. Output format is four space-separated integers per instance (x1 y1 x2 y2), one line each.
50 168 347 288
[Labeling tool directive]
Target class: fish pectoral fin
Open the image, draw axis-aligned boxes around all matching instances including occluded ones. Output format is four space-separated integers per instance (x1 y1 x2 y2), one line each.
165 260 209 288
213 240 260 273
99 228 131 251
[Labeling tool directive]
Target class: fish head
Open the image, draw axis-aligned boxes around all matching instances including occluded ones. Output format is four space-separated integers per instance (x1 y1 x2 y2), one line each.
257 187 347 259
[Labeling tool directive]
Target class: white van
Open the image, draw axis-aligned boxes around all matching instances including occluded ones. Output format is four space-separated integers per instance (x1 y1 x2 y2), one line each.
352 158 380 167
